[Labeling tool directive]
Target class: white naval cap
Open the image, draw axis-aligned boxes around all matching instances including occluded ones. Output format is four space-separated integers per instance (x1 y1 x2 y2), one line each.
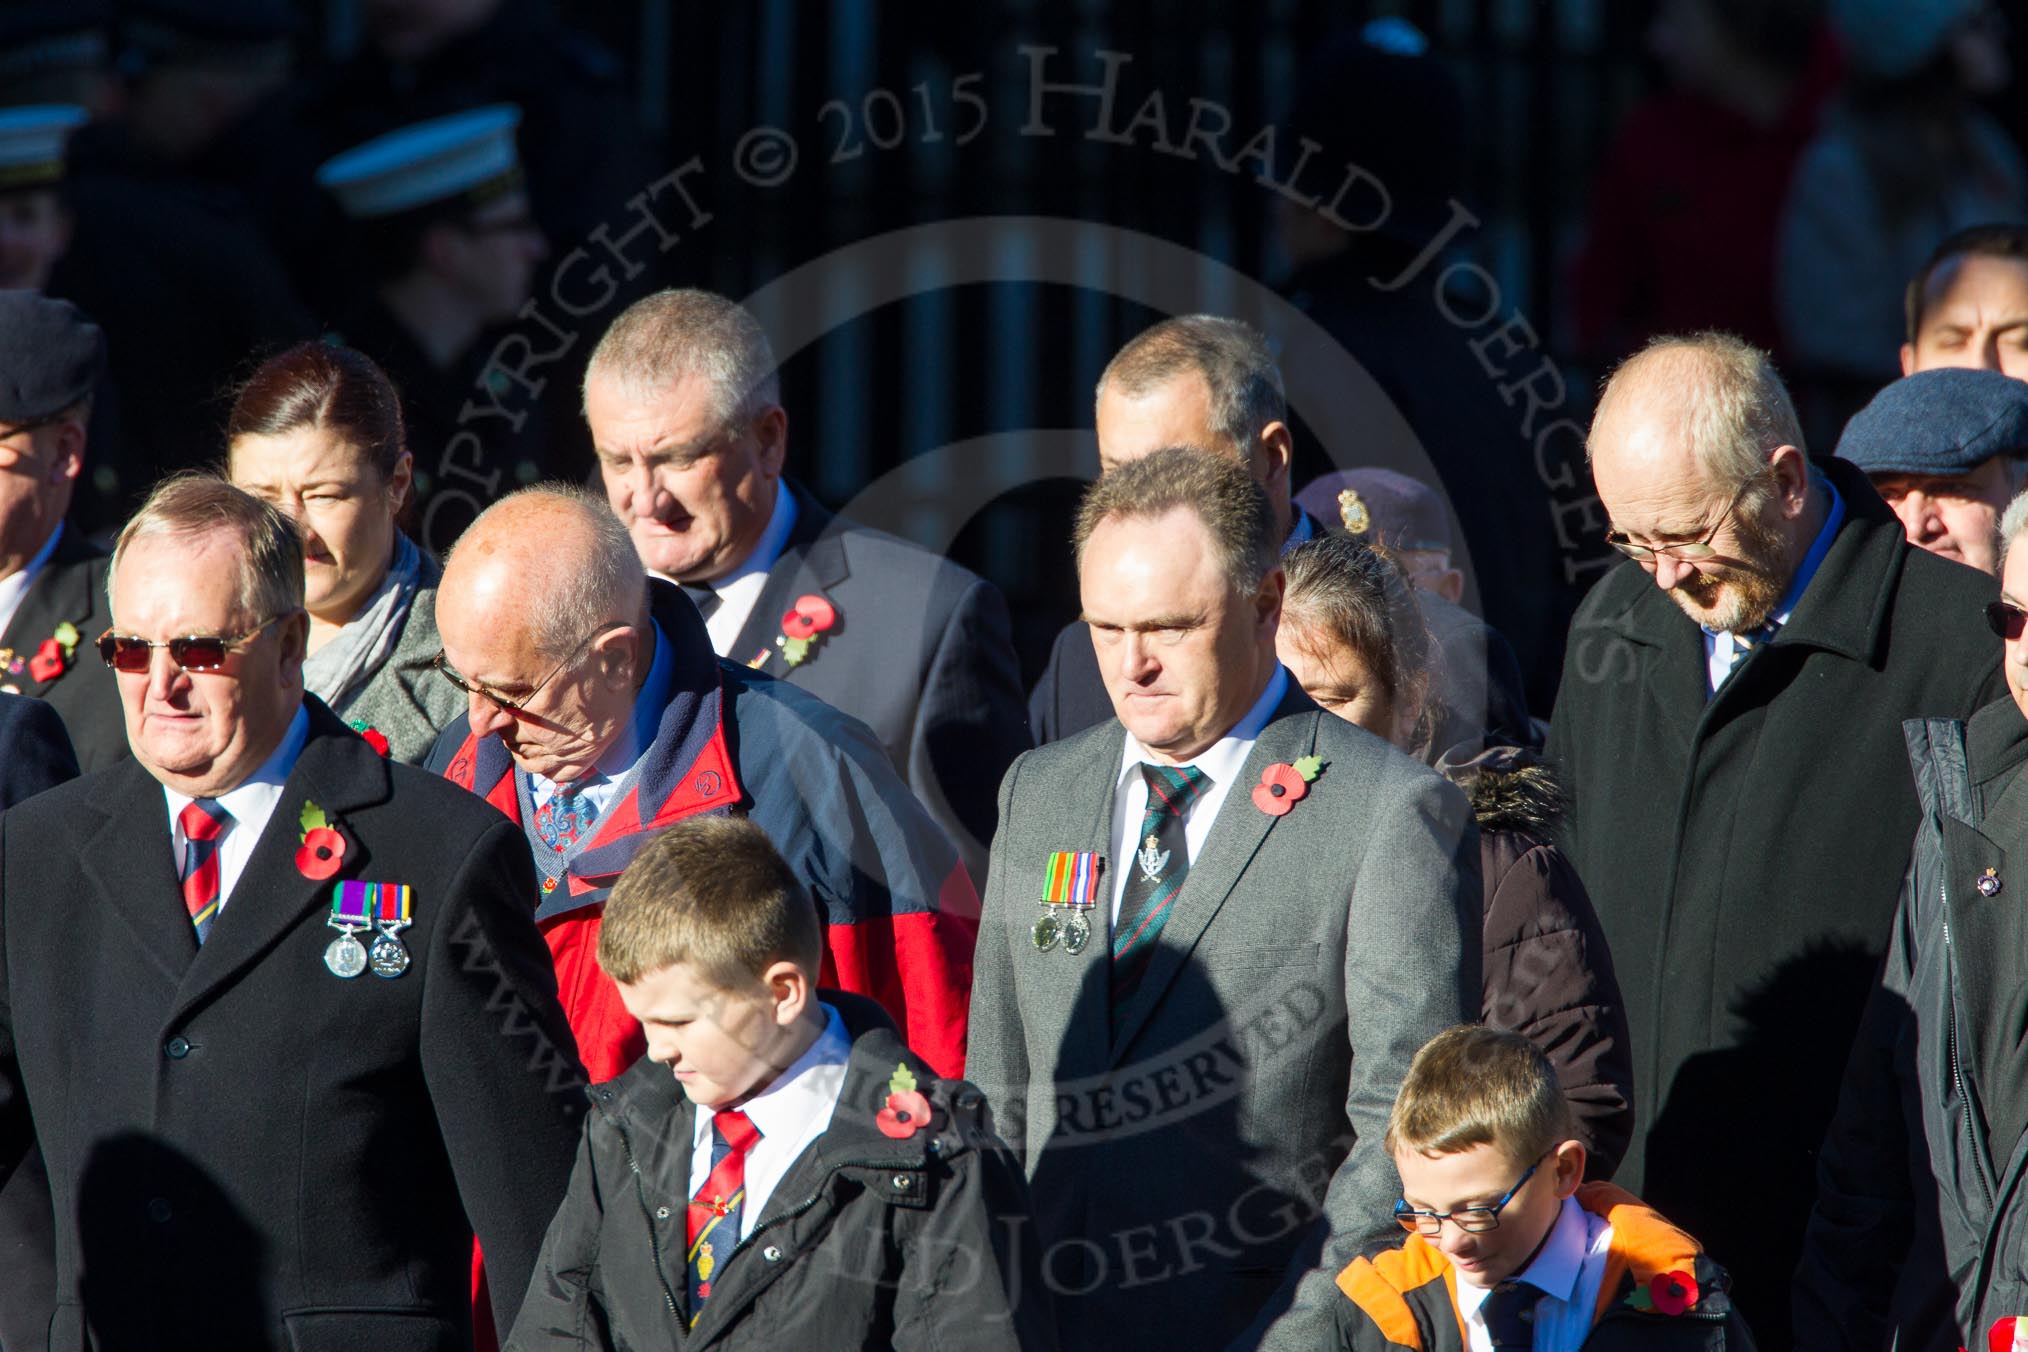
0 104 87 192
315 104 525 220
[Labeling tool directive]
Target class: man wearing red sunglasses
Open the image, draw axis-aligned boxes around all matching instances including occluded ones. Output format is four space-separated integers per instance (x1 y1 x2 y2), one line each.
0 474 588 1347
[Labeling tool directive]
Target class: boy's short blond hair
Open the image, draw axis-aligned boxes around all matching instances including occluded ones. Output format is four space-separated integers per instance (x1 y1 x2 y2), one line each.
598 816 823 991
1384 1025 1574 1164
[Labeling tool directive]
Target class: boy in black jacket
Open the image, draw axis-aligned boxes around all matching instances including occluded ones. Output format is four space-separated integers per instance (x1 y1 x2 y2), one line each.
507 816 1053 1350
1332 1026 1752 1351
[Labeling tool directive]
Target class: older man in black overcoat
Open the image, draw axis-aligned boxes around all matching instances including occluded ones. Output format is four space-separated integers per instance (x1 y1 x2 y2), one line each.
0 476 586 1349
1545 333 2005 1344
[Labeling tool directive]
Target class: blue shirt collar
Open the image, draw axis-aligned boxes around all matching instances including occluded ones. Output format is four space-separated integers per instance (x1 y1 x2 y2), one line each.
595 617 678 781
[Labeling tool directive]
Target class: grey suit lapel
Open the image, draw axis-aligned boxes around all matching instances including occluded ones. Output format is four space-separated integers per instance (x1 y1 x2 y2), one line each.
727 484 849 667
1019 723 1123 1091
1108 701 1323 1062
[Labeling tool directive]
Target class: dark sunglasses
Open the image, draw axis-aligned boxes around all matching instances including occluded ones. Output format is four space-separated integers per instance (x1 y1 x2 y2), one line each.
1987 600 2028 641
97 616 284 673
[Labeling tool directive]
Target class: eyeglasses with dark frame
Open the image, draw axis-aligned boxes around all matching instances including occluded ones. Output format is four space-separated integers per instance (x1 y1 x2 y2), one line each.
427 623 627 719
1603 480 1753 564
1391 1153 1549 1237
97 614 290 673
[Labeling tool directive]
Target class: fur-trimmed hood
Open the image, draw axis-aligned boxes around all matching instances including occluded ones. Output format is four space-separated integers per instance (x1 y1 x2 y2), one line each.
1435 741 1568 835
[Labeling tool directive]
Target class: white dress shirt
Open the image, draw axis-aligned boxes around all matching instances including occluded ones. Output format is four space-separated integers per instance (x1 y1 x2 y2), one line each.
1453 1196 1614 1352
692 488 799 657
0 521 62 637
1106 665 1289 924
161 704 310 911
688 1002 851 1241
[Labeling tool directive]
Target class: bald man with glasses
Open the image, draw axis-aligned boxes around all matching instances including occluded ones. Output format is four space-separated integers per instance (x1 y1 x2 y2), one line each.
426 486 978 1085
1544 333 2004 1346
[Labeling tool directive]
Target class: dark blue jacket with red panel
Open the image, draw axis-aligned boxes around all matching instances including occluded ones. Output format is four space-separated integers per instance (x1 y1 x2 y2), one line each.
428 582 978 1083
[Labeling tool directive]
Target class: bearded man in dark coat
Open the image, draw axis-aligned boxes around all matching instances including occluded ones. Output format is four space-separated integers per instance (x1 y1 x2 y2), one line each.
1544 332 2004 1346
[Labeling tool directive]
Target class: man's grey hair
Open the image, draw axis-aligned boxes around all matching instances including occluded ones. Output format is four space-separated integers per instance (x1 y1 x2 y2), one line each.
109 474 303 624
1073 446 1276 594
451 484 650 662
582 288 782 430
1590 332 1806 497
1096 315 1286 457
1999 485 2028 572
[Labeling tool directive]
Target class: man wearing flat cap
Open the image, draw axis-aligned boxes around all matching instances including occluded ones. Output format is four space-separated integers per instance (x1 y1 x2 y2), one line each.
1837 366 2028 576
0 291 124 771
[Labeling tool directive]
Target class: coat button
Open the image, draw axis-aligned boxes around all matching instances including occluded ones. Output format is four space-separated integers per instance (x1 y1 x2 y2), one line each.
655 1206 671 1220
763 1245 783 1262
164 1037 190 1059
146 1198 172 1223
892 1174 913 1191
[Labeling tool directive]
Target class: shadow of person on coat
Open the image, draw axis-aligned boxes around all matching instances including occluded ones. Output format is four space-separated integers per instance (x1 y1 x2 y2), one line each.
76 1131 271 1351
1643 940 1880 1350
1028 949 1341 1351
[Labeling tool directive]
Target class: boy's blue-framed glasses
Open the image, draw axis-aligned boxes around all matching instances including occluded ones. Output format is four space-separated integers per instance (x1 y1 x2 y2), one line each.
1392 1154 1546 1236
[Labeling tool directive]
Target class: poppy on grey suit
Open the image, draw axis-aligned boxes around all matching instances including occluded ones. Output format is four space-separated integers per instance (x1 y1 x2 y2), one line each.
0 698 588 1350
722 481 1029 883
966 680 1480 1352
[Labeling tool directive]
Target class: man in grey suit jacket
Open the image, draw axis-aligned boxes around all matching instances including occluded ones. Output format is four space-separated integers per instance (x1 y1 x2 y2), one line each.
969 448 1480 1351
583 288 1028 883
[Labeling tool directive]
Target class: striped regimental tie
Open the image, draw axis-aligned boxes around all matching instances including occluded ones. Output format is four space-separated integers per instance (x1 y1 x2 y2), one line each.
1111 763 1209 1018
687 1108 761 1325
178 798 233 943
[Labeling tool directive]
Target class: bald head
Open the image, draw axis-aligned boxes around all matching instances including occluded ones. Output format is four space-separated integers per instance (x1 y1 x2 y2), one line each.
437 485 654 782
1587 333 1821 636
446 486 649 661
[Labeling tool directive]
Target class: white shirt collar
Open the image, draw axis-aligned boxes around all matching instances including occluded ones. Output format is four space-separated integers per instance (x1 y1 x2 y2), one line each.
1454 1194 1592 1320
1117 663 1289 786
692 1001 852 1150
696 487 798 655
0 521 63 636
163 703 310 820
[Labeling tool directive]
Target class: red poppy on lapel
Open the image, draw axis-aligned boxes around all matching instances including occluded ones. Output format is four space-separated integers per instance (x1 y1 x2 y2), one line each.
295 800 348 880
1253 756 1323 817
875 1062 932 1139
772 593 839 669
27 638 65 683
349 720 391 757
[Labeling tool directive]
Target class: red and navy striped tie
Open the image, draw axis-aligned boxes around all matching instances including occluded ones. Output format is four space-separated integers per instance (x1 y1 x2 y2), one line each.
1112 763 1209 1017
179 798 232 943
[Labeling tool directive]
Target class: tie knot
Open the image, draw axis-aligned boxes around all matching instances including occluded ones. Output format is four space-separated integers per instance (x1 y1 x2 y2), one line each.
714 1109 760 1155
682 583 722 620
179 798 231 843
1139 763 1210 817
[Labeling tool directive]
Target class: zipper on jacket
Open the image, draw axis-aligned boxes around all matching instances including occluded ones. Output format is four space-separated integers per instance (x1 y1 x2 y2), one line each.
607 1112 684 1322
1941 882 1998 1213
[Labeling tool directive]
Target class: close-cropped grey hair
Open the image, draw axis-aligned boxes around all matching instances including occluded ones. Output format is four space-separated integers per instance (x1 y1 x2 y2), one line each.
110 474 304 625
583 288 782 430
1073 446 1276 594
1999 486 2028 572
453 484 649 661
1097 314 1286 456
1590 331 1805 498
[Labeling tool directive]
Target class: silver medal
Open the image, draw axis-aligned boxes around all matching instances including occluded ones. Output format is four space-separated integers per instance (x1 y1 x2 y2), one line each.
324 929 368 978
368 929 411 978
1031 911 1061 952
1062 911 1091 955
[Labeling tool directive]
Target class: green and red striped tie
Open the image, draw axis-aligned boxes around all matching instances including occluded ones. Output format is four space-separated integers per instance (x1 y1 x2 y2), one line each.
1112 763 1209 1017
